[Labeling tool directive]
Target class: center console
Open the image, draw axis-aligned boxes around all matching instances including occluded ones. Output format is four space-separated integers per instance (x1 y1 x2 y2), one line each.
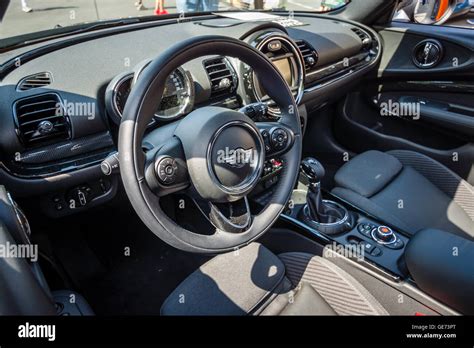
253 157 474 314
279 157 410 279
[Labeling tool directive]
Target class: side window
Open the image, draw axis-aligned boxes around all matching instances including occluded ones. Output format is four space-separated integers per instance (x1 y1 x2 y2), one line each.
393 0 474 29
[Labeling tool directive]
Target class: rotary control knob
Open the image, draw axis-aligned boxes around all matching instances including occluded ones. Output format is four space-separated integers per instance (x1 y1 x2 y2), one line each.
155 156 178 185
371 225 396 244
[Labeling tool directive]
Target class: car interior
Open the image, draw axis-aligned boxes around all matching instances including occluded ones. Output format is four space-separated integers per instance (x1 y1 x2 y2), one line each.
0 0 473 318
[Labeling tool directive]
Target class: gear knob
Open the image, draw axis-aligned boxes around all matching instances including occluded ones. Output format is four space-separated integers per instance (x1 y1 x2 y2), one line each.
301 157 325 185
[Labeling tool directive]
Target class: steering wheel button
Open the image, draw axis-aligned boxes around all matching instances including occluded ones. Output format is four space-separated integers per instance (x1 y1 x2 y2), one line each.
156 156 179 185
165 165 174 175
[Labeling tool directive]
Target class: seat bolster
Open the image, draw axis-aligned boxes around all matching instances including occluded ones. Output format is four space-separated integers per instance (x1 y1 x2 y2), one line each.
334 150 402 198
160 243 285 315
388 150 474 222
279 253 389 315
279 282 337 316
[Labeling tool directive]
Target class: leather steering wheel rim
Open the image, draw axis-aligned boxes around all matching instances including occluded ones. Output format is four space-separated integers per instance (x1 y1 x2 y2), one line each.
119 35 302 254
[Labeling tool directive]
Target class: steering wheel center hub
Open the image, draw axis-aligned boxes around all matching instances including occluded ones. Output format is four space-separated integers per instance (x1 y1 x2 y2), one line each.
174 106 264 202
209 121 263 193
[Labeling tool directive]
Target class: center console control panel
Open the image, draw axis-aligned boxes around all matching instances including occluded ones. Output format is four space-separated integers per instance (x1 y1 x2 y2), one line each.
357 223 405 250
282 194 410 278
327 215 409 278
344 217 409 278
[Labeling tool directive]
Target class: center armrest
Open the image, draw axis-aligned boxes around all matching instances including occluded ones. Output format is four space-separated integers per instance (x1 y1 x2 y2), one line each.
405 229 474 314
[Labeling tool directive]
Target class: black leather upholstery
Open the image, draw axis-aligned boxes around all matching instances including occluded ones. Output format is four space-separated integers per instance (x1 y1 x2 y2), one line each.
332 150 474 240
405 229 474 314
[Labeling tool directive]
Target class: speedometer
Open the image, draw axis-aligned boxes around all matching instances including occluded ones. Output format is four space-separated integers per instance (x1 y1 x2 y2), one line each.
155 68 193 119
106 67 194 125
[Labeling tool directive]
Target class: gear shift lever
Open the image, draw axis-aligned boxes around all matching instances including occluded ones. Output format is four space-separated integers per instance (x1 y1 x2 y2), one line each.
300 158 354 233
301 158 325 188
301 158 327 222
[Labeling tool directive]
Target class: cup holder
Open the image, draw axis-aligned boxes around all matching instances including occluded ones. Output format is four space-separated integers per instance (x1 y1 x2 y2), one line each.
301 200 355 235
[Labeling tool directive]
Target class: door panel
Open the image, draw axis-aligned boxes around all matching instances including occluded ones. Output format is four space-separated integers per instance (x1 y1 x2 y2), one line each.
334 22 474 184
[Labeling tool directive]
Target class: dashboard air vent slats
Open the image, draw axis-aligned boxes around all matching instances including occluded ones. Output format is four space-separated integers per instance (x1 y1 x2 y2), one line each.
295 40 318 72
14 93 71 147
351 28 372 49
17 72 52 91
203 57 237 97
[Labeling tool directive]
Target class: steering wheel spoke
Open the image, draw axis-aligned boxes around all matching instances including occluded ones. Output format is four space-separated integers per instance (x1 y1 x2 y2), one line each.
144 136 190 197
192 195 252 234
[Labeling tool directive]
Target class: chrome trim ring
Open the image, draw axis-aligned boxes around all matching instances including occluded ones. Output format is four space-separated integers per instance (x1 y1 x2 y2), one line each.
371 229 397 245
303 200 349 227
252 33 305 116
112 72 134 118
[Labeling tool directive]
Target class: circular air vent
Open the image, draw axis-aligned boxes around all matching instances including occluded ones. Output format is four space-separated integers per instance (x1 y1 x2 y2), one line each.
412 39 444 69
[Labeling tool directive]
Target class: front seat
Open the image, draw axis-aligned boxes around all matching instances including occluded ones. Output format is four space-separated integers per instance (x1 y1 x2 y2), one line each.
161 243 388 315
331 150 474 240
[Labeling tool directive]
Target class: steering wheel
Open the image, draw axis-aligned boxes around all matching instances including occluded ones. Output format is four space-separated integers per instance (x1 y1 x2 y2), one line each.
119 35 302 254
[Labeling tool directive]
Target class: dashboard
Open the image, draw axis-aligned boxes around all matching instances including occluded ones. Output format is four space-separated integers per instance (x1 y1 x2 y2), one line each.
103 23 378 125
0 13 381 216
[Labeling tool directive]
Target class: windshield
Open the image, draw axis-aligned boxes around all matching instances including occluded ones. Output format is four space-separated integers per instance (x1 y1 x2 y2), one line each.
0 0 348 45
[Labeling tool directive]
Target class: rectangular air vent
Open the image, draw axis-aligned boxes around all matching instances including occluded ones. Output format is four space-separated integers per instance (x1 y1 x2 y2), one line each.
17 72 52 91
351 28 372 49
203 57 237 98
295 40 318 73
14 93 70 147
